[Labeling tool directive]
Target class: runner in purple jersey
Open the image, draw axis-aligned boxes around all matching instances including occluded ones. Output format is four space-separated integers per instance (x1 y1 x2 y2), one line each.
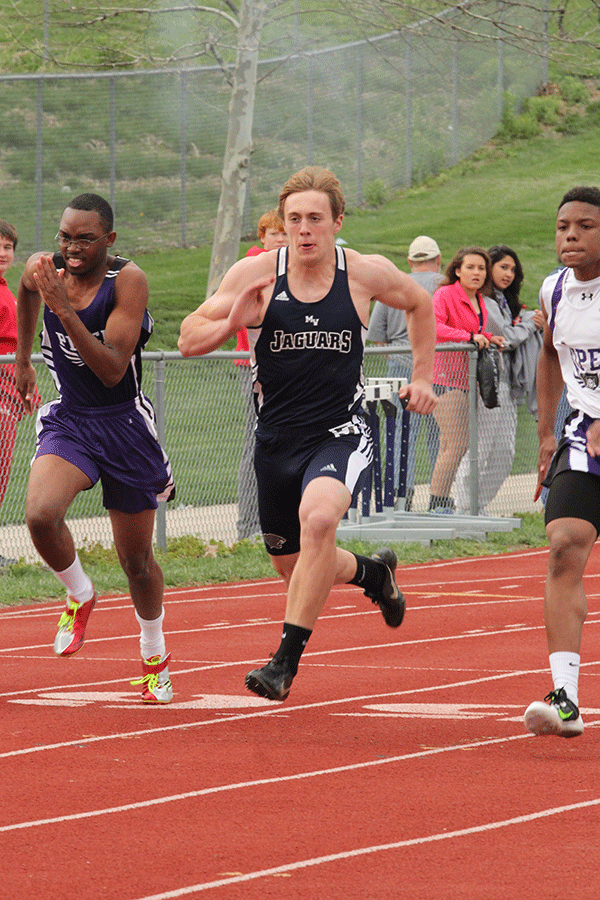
16 193 175 703
180 166 437 702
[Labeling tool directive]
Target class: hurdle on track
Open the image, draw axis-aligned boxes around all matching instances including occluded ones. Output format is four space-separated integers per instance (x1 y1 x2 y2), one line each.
346 377 409 524
340 378 522 544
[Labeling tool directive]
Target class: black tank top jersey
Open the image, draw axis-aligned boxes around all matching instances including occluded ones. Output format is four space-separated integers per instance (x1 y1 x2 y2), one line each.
248 245 366 428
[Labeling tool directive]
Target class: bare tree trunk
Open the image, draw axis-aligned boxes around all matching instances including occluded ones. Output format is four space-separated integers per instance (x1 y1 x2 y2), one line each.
206 0 267 298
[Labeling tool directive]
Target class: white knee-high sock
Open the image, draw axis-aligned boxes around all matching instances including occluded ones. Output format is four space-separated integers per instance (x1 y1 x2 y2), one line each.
550 651 580 707
135 609 166 661
52 554 94 604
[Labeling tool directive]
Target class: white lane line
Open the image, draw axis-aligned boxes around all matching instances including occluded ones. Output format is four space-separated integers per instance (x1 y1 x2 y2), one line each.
0 593 569 656
130 795 600 899
0 731 534 833
0 622 553 691
2 621 599 701
0 666 591 759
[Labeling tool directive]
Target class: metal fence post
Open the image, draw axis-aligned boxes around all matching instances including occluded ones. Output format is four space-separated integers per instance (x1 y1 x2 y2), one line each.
154 354 167 550
307 54 314 164
110 76 116 215
497 1 505 119
452 34 459 165
405 33 412 187
180 70 188 248
36 78 43 251
468 347 479 515
356 43 363 206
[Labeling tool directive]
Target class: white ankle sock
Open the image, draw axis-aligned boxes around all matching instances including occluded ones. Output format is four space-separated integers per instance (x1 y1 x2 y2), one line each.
52 554 94 604
135 609 166 661
550 651 580 707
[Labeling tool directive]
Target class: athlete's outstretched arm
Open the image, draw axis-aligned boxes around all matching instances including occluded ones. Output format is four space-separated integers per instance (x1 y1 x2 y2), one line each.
179 256 274 357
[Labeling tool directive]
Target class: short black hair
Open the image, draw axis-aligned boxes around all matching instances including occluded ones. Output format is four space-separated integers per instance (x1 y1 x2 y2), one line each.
67 193 114 232
558 186 600 212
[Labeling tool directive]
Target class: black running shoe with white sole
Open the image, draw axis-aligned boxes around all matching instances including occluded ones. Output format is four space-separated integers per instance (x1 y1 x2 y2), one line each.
363 547 405 628
245 655 295 701
524 687 584 738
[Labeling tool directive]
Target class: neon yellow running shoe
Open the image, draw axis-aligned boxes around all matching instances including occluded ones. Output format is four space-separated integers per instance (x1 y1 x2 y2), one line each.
131 653 173 703
53 590 97 657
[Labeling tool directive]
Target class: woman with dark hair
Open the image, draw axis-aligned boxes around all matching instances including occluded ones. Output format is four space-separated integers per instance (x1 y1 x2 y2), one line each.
428 246 505 513
488 244 524 319
455 245 544 514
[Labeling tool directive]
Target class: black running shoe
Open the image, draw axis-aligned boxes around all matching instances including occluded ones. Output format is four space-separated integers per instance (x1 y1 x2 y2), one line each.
364 547 405 628
245 655 295 701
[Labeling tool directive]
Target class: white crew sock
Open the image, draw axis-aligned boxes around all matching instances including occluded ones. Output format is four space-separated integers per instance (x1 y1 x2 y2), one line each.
52 554 94 604
135 609 166 661
550 651 580 707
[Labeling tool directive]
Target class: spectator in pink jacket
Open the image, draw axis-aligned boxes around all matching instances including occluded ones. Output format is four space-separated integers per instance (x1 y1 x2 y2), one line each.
428 247 505 513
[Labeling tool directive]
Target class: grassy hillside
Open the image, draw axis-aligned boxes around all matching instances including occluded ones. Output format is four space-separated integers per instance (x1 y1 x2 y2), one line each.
6 108 596 350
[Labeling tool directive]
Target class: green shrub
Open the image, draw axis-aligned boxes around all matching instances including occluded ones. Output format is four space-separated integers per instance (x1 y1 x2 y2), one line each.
364 178 388 208
585 99 600 126
523 95 561 126
497 110 541 140
558 76 588 104
557 111 586 134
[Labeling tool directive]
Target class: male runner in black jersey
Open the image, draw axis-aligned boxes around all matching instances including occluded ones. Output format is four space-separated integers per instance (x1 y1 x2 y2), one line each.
179 166 437 701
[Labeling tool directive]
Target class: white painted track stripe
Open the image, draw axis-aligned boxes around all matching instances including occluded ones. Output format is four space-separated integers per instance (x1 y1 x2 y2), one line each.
4 665 600 759
130 795 600 899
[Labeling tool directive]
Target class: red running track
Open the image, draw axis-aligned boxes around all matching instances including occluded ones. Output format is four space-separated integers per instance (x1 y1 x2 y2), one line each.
1 546 600 899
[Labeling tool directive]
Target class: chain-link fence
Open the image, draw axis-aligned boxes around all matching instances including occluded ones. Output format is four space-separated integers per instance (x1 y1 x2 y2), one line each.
0 345 541 563
0 2 547 259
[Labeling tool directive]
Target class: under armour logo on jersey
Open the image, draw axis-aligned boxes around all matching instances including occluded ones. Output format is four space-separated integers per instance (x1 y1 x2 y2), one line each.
305 315 319 326
320 463 337 473
274 291 289 302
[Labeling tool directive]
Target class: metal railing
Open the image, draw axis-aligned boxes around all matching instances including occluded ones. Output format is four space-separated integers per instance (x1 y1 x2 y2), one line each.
0 345 540 563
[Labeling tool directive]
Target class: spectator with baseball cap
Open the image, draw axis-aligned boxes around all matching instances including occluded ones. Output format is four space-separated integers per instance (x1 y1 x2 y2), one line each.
367 235 443 509
408 235 441 266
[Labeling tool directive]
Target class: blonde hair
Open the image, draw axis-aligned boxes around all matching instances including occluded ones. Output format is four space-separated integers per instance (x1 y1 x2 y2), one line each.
257 209 285 241
278 166 345 221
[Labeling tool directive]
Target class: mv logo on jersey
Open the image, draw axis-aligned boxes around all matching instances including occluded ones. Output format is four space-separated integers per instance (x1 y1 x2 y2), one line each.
305 315 319 326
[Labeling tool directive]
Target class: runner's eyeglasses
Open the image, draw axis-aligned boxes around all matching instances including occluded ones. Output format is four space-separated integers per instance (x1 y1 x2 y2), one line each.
54 232 110 251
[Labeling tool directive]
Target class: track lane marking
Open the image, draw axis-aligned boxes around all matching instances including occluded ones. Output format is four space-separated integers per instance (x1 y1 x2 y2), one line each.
3 664 600 759
128 794 600 899
3 723 597 835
